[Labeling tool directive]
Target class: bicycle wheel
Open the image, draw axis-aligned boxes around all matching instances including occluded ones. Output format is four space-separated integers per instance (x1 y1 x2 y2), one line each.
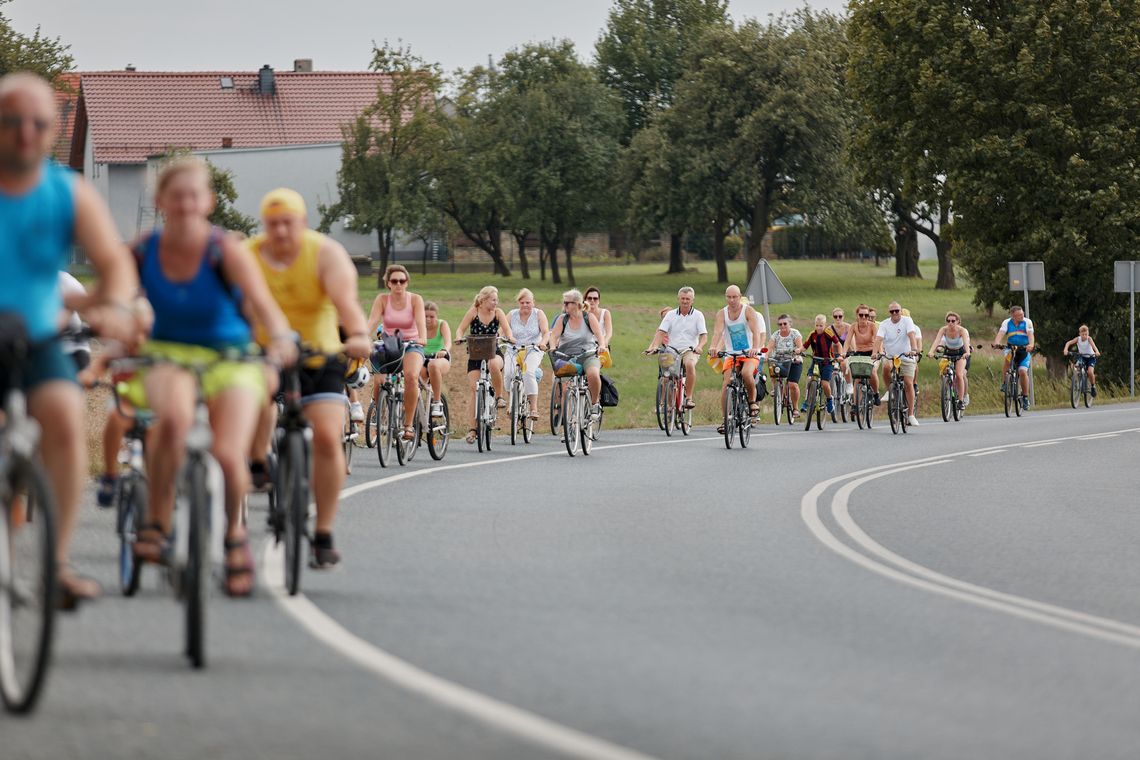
1083 373 1092 408
427 395 450 460
280 431 307 597
662 379 675 437
888 385 900 434
864 386 874 429
804 380 817 431
680 400 692 436
549 380 563 435
739 390 752 448
365 399 378 447
509 384 520 446
342 406 354 475
655 376 666 430
475 388 487 453
951 377 962 422
940 375 951 422
1070 368 1079 409
394 398 412 465
854 384 865 430
1003 375 1013 418
118 475 145 597
522 394 534 444
784 389 794 425
828 375 839 423
1013 380 1023 417
581 395 594 456
563 388 580 457
723 388 736 449
375 390 394 466
0 455 56 713
184 457 210 669
482 389 494 452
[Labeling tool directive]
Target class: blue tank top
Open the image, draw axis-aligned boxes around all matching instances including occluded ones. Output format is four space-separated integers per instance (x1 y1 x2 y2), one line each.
137 228 251 349
0 160 76 340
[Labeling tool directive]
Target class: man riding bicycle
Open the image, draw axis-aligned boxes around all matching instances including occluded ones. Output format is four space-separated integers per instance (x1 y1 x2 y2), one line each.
708 285 766 425
874 301 920 427
645 287 707 410
994 304 1034 411
802 314 845 416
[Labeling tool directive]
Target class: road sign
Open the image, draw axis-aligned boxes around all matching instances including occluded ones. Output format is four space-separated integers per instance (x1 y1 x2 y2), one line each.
1007 262 1046 405
744 259 792 335
1114 261 1139 397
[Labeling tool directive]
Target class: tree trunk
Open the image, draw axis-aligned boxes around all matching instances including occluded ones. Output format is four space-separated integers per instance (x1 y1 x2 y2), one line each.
563 234 576 288
894 225 921 278
713 217 728 283
376 227 392 287
934 206 955 289
512 231 531 280
745 191 771 283
666 232 684 274
547 238 561 285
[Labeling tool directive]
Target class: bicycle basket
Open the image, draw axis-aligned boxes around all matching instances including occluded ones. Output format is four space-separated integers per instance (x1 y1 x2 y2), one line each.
466 335 497 362
658 352 682 376
848 356 874 378
369 334 404 374
554 357 582 377
938 357 950 375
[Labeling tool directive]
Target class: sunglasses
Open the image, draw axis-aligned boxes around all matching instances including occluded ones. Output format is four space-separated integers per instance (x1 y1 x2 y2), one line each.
833 314 843 319
585 296 599 301
388 278 408 285
946 318 958 323
564 301 578 306
778 322 789 326
858 313 870 318
889 309 901 314
0 115 50 132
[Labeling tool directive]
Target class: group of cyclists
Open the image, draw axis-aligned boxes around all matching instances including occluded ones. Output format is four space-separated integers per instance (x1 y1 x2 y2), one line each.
0 71 1109 616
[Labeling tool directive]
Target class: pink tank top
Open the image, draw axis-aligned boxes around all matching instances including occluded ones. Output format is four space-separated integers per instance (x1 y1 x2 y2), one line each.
381 296 419 342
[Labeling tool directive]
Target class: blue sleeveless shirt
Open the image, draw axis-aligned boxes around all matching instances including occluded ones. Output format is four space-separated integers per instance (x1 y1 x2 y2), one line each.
137 228 251 349
0 160 76 340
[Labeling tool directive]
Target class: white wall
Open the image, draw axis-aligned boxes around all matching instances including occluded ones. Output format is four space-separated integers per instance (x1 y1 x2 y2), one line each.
106 164 147 240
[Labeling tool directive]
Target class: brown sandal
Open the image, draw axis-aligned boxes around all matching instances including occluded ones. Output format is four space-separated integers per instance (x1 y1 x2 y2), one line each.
134 523 171 566
222 536 255 598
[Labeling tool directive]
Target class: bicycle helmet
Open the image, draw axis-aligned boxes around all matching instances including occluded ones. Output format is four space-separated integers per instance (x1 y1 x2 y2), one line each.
344 358 371 389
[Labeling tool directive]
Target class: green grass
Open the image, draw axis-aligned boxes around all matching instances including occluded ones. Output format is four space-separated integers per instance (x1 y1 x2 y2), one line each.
357 259 1131 429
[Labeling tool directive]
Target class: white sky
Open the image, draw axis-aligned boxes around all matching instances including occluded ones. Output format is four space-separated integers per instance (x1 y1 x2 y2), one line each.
22 0 846 75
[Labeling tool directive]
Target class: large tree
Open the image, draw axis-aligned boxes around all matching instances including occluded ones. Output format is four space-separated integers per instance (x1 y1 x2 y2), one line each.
0 0 72 81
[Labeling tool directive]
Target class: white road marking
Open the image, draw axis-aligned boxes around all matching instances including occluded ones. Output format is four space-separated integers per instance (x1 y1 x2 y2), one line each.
1022 441 1059 448
801 425 1140 650
261 434 731 760
1077 433 1120 440
968 450 1005 457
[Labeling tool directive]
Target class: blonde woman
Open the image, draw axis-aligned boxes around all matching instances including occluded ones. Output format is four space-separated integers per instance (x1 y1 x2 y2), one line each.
549 289 608 413
366 264 427 440
456 286 515 443
505 288 550 421
420 301 452 418
928 311 972 408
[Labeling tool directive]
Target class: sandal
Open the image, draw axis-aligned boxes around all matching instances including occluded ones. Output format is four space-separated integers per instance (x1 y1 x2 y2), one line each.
222 536 255 598
401 425 415 441
134 523 172 566
58 565 101 610
465 428 478 444
496 397 507 409
749 402 761 418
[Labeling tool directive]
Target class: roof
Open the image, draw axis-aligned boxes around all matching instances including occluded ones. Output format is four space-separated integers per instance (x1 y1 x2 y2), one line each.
52 73 82 162
72 70 392 165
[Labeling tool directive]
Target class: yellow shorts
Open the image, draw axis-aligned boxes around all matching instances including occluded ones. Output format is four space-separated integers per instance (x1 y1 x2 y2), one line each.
132 341 266 407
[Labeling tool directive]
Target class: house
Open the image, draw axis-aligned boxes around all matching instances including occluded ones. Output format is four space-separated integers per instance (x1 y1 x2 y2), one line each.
51 73 82 163
67 62 391 255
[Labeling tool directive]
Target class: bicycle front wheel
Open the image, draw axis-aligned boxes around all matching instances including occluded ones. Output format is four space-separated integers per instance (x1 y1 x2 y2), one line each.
888 386 900 434
376 389 394 467
184 458 210 669
804 380 817 432
662 379 675 437
509 384 520 446
364 399 378 447
427 395 450 460
280 431 307 597
940 375 951 422
723 388 736 449
1003 376 1014 418
772 380 782 426
581 395 594 456
0 455 57 713
1070 368 1079 409
739 391 752 448
655 377 666 430
118 475 145 597
342 406 354 475
563 388 580 456
549 380 563 435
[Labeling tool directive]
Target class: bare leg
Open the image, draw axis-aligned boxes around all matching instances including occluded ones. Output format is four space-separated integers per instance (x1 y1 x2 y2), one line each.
304 401 347 535
28 382 87 578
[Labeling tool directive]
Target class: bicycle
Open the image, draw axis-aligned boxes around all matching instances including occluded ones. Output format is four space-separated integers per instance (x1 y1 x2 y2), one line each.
370 342 425 467
768 354 799 426
458 335 510 453
880 352 917 435
847 355 876 430
505 343 541 446
995 343 1032 417
801 354 831 432
933 348 966 422
646 346 693 437
553 349 601 456
831 360 852 423
341 389 358 475
0 319 59 713
549 353 564 435
1068 351 1093 409
717 351 755 449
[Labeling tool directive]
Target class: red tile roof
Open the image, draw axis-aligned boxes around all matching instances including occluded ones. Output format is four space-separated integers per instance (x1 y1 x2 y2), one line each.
52 73 82 162
74 70 392 165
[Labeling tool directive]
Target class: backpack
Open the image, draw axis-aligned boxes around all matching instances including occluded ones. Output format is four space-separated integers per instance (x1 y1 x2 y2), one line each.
599 373 620 407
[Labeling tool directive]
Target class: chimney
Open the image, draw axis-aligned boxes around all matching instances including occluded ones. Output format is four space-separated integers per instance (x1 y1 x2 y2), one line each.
222 137 233 149
293 59 313 73
258 64 276 95
125 63 136 72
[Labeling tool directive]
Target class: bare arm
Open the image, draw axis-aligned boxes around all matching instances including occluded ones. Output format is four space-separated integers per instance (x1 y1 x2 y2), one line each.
1089 337 1101 355
366 293 387 337
439 320 452 353
412 294 427 346
928 326 947 357
316 237 369 357
603 310 613 345
709 310 725 354
455 306 477 338
537 309 551 349
1062 337 1077 353
496 309 515 343
588 313 607 353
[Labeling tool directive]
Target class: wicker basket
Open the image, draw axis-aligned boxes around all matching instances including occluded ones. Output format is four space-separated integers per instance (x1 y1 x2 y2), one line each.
658 352 681 376
848 355 875 378
466 335 497 362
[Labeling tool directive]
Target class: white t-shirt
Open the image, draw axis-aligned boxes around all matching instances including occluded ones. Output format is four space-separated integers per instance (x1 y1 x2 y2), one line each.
876 316 917 356
658 307 707 350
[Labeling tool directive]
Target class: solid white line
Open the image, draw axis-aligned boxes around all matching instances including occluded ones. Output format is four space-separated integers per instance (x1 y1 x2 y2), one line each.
967 450 1005 457
1077 433 1120 440
801 425 1140 650
1022 441 1060 448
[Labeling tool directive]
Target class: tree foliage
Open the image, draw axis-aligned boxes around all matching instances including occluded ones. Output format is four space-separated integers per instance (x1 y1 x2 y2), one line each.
0 0 72 81
207 162 256 236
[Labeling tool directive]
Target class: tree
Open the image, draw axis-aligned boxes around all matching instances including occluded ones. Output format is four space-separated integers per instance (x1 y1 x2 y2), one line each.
619 121 690 274
319 41 444 285
0 1 72 81
207 162 256 236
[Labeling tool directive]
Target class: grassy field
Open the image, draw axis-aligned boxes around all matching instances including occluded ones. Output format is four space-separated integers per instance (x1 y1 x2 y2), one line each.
355 259 1131 433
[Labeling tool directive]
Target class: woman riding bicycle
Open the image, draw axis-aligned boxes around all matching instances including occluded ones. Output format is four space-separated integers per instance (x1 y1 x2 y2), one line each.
456 286 515 444
505 288 550 425
549 289 608 416
366 264 427 441
928 311 972 408
844 303 879 403
583 286 614 346
766 314 804 418
1062 325 1101 397
132 156 296 597
420 301 452 419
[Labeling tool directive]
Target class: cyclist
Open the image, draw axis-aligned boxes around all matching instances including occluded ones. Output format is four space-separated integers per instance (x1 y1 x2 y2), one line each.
366 264 427 441
421 301 452 419
829 308 851 348
645 287 707 410
549 289 608 416
709 285 765 425
766 314 805 417
130 157 296 597
583 286 613 346
844 303 880 403
1062 325 1100 397
802 314 844 415
505 288 550 424
0 72 138 604
993 304 1034 411
874 301 920 426
456 286 516 444
927 311 972 408
247 187 371 569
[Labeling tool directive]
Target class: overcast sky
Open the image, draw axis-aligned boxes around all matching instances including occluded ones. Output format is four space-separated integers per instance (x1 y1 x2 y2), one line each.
20 0 846 75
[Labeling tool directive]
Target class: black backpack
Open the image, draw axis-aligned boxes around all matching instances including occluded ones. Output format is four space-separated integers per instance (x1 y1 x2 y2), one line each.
599 373 619 407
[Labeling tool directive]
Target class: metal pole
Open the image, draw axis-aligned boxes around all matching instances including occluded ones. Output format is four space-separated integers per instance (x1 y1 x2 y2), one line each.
1132 262 1136 397
1023 262 1035 406
759 259 772 336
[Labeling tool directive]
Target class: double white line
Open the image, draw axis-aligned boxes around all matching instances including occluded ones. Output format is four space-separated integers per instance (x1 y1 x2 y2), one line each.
801 426 1140 649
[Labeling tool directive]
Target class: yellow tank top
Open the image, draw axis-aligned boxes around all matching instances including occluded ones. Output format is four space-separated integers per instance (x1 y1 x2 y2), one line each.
247 229 341 353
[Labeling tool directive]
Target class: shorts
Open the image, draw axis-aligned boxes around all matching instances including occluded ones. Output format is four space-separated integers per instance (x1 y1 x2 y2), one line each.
722 356 760 376
290 356 349 406
467 350 503 374
0 339 77 398
808 359 834 382
772 359 803 384
1004 346 1031 370
886 356 917 378
943 349 971 371
140 341 267 406
373 343 424 375
1077 355 1096 367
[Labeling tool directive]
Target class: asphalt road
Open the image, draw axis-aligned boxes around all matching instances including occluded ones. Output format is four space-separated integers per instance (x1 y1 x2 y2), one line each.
7 403 1140 759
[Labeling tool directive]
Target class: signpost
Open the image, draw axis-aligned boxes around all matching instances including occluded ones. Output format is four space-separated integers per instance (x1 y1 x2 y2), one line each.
1007 262 1046 405
1114 261 1139 397
744 259 792 336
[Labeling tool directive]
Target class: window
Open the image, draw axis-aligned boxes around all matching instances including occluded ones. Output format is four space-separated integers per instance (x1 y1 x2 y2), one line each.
220 76 234 89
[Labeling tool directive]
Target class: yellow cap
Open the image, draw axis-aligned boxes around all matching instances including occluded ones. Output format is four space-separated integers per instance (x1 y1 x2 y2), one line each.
260 188 307 220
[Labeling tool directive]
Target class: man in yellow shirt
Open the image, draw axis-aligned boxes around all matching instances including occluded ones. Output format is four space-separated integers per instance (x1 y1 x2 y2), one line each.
248 188 370 568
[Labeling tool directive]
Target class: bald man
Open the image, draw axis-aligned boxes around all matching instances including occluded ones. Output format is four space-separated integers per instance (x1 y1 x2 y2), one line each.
708 285 767 422
0 72 138 605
